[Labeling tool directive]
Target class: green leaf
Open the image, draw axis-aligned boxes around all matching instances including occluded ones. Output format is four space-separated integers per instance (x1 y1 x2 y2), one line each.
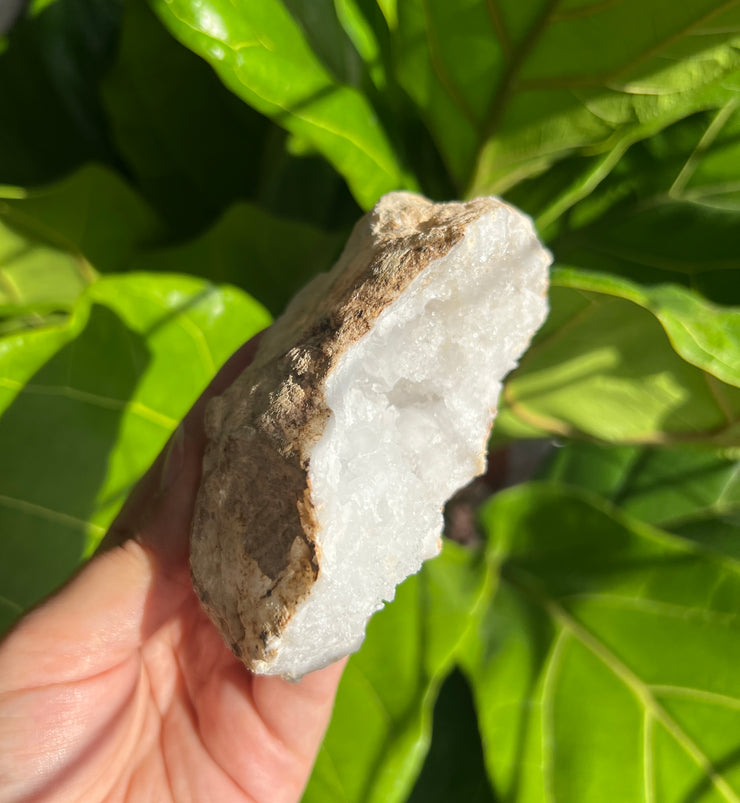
496 286 740 445
0 0 124 186
0 164 164 330
496 93 740 445
304 539 491 803
544 441 740 559
129 201 343 316
149 0 415 209
0 273 270 632
552 267 740 388
540 106 740 386
464 483 740 803
393 0 740 195
101 0 272 233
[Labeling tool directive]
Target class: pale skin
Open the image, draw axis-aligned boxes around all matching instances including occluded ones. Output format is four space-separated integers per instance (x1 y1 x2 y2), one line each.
0 335 345 803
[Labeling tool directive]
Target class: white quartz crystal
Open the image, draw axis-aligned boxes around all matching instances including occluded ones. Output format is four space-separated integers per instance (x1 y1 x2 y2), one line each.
261 206 550 677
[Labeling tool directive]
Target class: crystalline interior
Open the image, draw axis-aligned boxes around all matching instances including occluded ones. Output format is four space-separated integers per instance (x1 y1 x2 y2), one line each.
269 205 550 677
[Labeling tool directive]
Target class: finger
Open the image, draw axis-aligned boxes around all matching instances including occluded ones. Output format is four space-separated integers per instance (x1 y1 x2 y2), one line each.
188 657 347 803
0 540 165 687
252 659 348 760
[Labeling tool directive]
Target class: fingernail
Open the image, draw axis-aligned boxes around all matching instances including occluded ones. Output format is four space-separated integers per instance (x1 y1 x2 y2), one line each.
160 424 186 495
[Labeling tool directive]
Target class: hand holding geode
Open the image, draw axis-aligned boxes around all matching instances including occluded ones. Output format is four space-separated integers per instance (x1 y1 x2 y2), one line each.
190 192 551 679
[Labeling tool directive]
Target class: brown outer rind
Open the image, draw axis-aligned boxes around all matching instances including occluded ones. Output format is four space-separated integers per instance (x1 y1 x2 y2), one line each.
190 192 505 671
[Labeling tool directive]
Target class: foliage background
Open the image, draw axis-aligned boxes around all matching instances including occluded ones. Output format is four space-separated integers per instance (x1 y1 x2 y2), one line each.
1 0 739 800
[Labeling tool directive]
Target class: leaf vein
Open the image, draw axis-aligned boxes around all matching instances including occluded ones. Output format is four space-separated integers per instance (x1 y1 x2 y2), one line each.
559 593 740 625
650 685 740 711
541 629 569 803
0 377 176 429
420 0 478 125
533 588 740 803
0 493 104 537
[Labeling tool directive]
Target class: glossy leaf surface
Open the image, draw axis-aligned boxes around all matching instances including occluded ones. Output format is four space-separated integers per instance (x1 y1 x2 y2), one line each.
149 0 414 209
394 0 740 195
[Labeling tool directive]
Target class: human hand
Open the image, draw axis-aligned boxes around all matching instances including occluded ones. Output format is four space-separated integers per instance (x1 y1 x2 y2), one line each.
0 335 345 802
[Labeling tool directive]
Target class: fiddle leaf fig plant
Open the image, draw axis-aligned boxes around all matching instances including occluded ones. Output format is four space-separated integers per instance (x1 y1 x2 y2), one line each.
1 0 738 800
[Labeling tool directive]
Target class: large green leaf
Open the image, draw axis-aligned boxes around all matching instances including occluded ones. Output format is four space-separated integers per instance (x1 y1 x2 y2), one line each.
495 286 740 445
0 0 124 186
0 163 348 327
494 90 740 444
544 441 740 558
541 103 740 386
0 273 270 631
553 271 740 389
464 483 740 803
148 0 415 209
303 539 491 803
550 94 740 237
0 164 164 331
393 0 740 196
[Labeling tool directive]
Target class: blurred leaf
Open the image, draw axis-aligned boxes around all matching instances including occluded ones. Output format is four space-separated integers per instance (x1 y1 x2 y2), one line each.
496 286 740 445
304 540 491 803
407 669 496 803
0 164 164 327
530 102 740 380
553 270 740 389
149 0 415 209
463 483 740 803
101 0 272 232
544 441 740 559
497 89 740 445
554 97 740 235
1 164 164 272
393 0 740 196
541 103 740 387
0 273 270 631
0 0 124 186
129 201 343 315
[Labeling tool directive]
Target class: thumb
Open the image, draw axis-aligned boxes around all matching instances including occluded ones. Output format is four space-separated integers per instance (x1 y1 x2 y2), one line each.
0 540 182 690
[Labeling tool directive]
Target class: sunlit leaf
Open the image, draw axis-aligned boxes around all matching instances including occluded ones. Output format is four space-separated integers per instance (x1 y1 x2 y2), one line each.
0 164 164 334
552 270 740 389
0 273 270 631
496 286 740 445
464 483 740 803
149 0 415 209
393 0 740 195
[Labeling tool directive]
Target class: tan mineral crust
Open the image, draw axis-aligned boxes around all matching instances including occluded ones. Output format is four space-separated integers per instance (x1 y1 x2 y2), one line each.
190 192 551 678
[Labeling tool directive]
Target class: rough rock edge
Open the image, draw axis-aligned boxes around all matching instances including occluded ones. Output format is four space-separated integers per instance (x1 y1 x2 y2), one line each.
190 192 507 672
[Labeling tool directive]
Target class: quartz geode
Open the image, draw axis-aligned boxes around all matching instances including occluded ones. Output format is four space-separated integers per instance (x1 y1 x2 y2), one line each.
190 192 551 678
